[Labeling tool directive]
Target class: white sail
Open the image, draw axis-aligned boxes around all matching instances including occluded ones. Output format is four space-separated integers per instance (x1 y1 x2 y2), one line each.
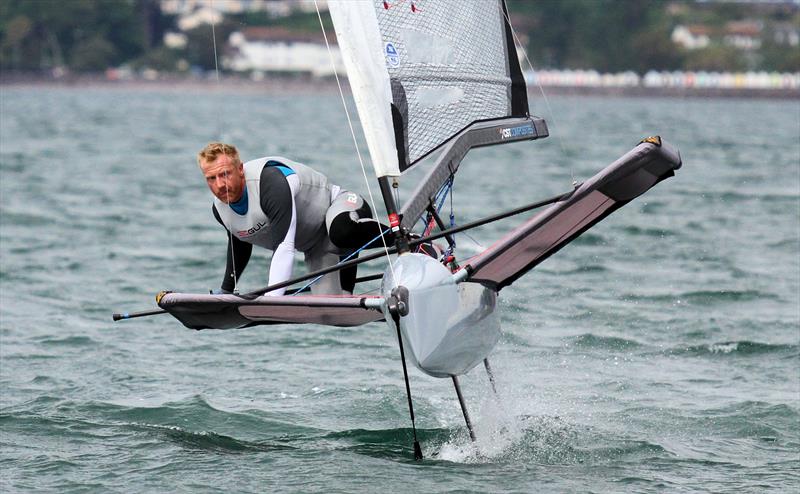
328 0 401 178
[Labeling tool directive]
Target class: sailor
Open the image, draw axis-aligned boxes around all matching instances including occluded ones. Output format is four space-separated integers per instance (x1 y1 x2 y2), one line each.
197 142 391 296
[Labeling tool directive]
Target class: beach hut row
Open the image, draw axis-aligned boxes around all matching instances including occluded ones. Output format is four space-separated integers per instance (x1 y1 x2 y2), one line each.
526 69 799 90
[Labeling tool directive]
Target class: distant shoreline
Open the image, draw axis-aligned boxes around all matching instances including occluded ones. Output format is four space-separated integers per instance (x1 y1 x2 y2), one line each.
0 74 336 95
2 74 798 99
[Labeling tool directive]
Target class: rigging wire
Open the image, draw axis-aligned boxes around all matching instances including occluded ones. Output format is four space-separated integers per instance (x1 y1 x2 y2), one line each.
501 7 576 187
209 1 240 295
314 0 398 289
420 177 452 235
210 9 221 86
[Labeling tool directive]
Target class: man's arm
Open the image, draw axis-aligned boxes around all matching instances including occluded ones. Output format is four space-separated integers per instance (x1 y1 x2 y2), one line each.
259 167 298 296
213 204 252 293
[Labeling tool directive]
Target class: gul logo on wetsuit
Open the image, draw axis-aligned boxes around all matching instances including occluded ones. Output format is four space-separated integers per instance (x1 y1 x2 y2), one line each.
237 221 267 237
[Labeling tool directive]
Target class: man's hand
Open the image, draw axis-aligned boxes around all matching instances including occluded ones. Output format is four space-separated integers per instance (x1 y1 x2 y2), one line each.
209 288 232 295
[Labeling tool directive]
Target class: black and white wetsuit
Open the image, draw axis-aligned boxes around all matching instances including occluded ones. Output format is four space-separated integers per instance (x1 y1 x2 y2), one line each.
213 157 390 296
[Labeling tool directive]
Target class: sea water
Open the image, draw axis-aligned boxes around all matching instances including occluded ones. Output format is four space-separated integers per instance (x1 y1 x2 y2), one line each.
1 84 798 492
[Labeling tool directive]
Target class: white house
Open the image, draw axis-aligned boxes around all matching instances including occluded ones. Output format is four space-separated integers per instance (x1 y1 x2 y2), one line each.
671 25 711 50
723 21 762 50
225 27 343 77
161 0 328 18
176 6 223 31
772 22 800 47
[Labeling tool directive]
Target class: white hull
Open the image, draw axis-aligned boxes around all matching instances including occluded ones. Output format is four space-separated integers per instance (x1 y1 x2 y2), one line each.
382 254 501 378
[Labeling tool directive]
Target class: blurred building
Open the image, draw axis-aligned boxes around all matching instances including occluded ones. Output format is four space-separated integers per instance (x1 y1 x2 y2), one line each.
174 5 223 31
161 0 327 17
771 22 800 46
672 25 711 50
225 27 343 77
672 19 790 52
723 21 763 50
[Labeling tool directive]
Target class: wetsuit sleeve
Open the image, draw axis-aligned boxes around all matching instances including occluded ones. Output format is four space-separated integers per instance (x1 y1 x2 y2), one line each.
213 204 252 293
259 166 293 247
262 173 299 296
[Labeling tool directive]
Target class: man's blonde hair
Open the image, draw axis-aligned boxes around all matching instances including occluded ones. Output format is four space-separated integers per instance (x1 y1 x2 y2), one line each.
197 142 241 167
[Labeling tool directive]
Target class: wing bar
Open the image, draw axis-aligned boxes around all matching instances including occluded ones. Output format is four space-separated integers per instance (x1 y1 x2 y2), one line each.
158 292 385 330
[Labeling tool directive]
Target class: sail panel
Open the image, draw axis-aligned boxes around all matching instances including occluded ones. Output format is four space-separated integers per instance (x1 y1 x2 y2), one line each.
329 0 528 175
379 0 529 169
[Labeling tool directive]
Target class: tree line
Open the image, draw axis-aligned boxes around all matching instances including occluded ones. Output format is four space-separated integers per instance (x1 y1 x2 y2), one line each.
509 0 799 73
1 0 797 76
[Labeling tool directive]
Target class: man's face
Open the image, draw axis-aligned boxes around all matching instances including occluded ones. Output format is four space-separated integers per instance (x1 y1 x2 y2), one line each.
200 154 246 203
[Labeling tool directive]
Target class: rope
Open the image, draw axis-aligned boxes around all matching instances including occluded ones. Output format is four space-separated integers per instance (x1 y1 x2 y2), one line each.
314 1 398 289
417 176 453 232
210 5 220 86
414 176 455 258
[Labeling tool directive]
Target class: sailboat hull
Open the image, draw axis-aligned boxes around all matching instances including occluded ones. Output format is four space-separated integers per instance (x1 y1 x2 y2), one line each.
382 254 501 378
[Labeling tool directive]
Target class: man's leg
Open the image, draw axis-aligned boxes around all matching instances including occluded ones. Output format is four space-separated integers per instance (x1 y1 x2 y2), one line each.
305 240 348 295
326 191 394 250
